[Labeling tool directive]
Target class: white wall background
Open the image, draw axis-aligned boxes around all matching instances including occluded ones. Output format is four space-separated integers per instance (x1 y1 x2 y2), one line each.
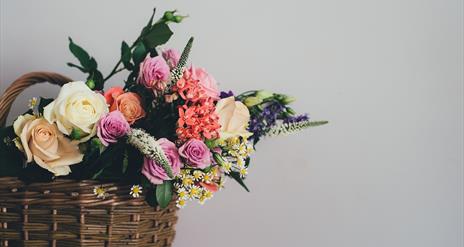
1 0 463 246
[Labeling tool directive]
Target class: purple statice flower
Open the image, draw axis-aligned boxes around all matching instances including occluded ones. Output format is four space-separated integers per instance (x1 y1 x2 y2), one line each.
220 90 234 99
248 101 286 139
283 114 309 124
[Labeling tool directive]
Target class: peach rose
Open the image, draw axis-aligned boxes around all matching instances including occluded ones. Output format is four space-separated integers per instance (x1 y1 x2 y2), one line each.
215 96 252 139
104 86 124 106
13 114 83 176
109 92 146 125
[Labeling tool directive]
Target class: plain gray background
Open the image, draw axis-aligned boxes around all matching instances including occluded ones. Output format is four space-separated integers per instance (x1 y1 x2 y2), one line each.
1 0 463 246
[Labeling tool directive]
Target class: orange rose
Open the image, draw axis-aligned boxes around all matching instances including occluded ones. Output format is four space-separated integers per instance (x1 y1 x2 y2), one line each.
110 92 146 125
104 86 124 106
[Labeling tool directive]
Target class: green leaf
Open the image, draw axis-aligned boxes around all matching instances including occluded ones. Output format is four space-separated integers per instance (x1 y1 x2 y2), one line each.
38 97 53 115
87 70 104 90
66 62 87 73
132 42 147 66
140 8 157 37
156 180 173 208
121 41 132 69
0 126 24 177
68 37 92 69
146 188 158 207
229 171 250 192
142 23 173 49
90 138 104 154
122 150 129 173
141 175 152 189
70 128 84 140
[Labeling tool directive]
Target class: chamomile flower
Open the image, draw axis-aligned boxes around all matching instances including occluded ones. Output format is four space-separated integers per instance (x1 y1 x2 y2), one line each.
220 160 232 173
219 176 226 189
198 196 207 205
93 186 108 199
237 158 245 168
176 198 187 208
193 170 203 181
182 175 195 187
129 185 142 198
239 168 248 178
203 189 213 199
28 97 38 110
177 187 188 199
180 169 191 177
202 172 213 183
189 185 202 199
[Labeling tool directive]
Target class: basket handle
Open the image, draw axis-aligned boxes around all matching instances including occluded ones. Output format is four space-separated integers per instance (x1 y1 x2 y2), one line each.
0 72 72 127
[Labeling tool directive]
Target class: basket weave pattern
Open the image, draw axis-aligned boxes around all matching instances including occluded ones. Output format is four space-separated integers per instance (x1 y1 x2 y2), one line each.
0 73 178 247
0 177 177 247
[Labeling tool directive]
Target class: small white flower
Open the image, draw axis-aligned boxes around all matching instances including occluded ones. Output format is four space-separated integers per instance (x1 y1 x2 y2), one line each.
239 168 248 178
176 198 187 208
221 161 232 173
176 187 189 199
130 185 143 198
189 185 202 199
28 97 38 110
93 186 108 199
192 170 203 181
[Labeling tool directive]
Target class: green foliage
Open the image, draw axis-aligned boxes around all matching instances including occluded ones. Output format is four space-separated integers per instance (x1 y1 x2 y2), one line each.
156 180 173 208
122 150 129 174
70 128 84 140
0 126 24 177
121 41 133 69
66 8 180 90
145 188 158 207
38 97 53 114
132 42 148 66
67 38 105 90
143 23 173 50
228 171 250 192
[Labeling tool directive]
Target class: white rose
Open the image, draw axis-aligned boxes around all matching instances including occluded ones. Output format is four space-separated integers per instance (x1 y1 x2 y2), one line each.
43 81 108 142
215 96 252 139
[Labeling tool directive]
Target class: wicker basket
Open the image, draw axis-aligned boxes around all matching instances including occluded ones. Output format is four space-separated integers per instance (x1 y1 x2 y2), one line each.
0 72 178 247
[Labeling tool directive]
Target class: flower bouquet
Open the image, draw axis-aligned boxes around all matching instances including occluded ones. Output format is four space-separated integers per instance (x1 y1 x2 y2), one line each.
0 8 327 246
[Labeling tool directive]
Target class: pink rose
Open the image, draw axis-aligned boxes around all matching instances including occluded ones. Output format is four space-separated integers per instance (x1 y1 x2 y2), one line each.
97 111 130 146
179 139 211 169
138 56 170 91
142 138 182 184
185 65 220 100
162 48 180 69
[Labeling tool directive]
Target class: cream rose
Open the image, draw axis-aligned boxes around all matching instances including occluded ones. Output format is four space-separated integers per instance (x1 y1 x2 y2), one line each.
13 114 83 176
43 81 108 142
215 96 252 139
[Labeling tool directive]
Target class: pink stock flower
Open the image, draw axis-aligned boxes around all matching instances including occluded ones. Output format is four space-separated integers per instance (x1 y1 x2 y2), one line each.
138 56 170 91
142 138 182 185
162 49 180 69
184 65 220 100
97 110 130 146
178 139 212 169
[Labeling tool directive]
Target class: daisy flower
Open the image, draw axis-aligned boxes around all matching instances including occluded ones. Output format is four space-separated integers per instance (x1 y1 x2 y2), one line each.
176 198 187 208
129 185 142 198
93 186 108 199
